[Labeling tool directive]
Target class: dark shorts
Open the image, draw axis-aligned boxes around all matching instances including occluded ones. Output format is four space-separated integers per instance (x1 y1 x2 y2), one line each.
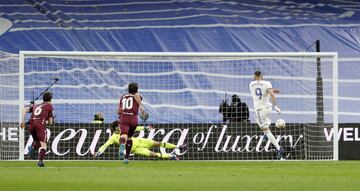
29 121 47 143
119 115 138 137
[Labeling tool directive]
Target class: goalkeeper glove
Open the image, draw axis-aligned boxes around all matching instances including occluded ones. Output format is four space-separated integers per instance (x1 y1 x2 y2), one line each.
145 125 154 131
94 151 101 157
274 105 281 114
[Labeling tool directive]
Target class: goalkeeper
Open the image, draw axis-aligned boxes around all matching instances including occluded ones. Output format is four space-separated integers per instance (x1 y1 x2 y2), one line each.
94 121 187 160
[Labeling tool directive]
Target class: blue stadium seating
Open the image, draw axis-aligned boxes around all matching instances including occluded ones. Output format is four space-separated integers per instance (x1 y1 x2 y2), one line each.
0 0 359 123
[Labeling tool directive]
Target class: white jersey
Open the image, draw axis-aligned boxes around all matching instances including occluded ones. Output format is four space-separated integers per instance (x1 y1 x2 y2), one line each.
249 80 273 109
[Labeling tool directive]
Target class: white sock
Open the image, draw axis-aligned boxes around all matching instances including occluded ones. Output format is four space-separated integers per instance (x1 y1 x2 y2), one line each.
264 130 281 150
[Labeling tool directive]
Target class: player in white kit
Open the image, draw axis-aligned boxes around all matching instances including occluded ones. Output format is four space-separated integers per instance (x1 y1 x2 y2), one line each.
249 71 284 159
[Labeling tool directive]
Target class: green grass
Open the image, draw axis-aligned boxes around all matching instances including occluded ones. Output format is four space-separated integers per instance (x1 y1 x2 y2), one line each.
0 161 359 191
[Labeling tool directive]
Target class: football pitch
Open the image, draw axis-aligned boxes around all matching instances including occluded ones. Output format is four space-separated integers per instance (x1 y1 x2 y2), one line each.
0 161 359 191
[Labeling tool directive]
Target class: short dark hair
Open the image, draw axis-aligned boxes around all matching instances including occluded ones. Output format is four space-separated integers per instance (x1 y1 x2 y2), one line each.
43 91 53 102
128 82 138 94
111 120 119 131
254 71 262 76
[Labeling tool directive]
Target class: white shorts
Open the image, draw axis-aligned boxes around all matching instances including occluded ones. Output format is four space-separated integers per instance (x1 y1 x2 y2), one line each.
254 107 271 129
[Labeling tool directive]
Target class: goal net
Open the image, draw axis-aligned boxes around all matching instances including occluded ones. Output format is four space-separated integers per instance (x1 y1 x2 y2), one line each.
0 51 20 160
4 51 339 160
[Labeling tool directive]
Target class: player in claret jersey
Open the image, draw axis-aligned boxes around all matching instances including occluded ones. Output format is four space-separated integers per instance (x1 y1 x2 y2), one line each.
118 82 144 164
20 92 54 167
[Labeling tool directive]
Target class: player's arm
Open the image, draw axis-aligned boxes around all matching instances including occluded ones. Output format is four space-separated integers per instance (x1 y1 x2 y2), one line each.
117 107 122 116
97 139 113 155
117 96 124 115
268 88 281 113
135 93 150 121
46 117 54 126
20 106 31 129
135 125 154 132
46 106 54 126
117 103 123 115
95 135 116 156
268 88 277 106
271 88 280 94
134 93 144 113
135 126 145 131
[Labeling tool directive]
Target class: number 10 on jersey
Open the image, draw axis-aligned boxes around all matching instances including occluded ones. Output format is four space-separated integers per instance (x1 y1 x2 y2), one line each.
122 97 134 110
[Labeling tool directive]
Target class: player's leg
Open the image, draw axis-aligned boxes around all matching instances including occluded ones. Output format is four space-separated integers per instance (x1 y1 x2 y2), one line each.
255 111 268 144
36 127 47 167
38 141 47 167
133 148 152 157
119 123 129 160
156 141 176 149
31 141 40 150
133 147 175 159
153 141 188 152
27 125 37 159
124 126 136 164
132 140 178 160
123 119 138 164
148 141 178 160
256 108 283 159
124 138 132 162
153 152 178 160
135 148 177 160
131 143 163 160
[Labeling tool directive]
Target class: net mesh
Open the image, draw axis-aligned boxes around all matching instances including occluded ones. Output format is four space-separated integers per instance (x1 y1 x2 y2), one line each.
7 53 338 160
0 51 20 160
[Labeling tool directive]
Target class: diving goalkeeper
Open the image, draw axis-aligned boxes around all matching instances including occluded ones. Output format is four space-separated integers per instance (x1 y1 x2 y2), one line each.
94 121 187 160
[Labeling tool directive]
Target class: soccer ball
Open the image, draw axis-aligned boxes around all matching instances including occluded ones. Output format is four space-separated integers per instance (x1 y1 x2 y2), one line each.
275 119 286 129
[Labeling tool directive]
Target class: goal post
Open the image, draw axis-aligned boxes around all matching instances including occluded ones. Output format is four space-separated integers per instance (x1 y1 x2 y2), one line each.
332 53 339 161
8 51 340 160
19 53 25 160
